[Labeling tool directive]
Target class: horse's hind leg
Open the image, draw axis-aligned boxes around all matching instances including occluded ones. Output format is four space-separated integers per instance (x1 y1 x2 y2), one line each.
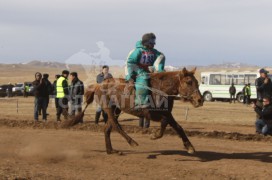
167 113 195 154
105 108 139 147
151 117 168 140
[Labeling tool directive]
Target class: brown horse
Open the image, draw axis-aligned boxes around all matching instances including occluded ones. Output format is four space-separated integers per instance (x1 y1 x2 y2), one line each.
73 68 203 154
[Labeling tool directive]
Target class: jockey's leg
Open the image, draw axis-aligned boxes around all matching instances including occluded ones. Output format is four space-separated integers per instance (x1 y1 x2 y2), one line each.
135 73 149 108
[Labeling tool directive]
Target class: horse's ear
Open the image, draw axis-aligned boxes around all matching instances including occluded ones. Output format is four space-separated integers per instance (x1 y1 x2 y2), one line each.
191 67 197 74
181 67 187 75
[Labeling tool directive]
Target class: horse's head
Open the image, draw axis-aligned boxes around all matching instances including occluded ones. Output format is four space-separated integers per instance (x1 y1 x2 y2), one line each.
178 68 204 107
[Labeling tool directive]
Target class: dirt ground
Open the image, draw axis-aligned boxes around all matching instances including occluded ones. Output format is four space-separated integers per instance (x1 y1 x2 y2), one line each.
1 97 272 179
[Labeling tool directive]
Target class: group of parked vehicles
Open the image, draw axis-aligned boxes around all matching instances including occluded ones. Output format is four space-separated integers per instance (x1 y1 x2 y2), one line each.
0 82 34 97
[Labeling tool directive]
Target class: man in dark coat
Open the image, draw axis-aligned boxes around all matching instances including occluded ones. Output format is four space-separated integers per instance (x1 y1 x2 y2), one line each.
69 72 84 123
253 96 272 135
229 83 236 103
95 65 113 124
32 72 47 121
255 68 272 118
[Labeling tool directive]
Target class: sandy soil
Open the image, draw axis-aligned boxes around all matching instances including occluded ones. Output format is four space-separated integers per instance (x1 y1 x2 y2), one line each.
1 97 272 179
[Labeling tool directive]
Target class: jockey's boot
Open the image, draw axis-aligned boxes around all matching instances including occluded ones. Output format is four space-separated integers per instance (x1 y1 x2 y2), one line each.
95 112 101 124
102 111 108 123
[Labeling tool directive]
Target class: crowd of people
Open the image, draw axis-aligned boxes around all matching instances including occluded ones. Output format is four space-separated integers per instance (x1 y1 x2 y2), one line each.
228 68 272 135
32 70 84 122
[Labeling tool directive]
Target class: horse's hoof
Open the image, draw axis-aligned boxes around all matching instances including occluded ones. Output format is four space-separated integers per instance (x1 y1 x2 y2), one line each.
150 134 162 140
107 149 123 155
187 147 195 154
184 142 195 154
129 140 139 147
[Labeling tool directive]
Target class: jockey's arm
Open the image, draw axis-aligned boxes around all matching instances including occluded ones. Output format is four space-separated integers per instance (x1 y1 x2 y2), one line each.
153 50 165 72
126 49 141 81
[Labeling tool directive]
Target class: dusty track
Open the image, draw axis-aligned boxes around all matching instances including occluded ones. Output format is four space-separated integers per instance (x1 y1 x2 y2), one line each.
1 119 272 143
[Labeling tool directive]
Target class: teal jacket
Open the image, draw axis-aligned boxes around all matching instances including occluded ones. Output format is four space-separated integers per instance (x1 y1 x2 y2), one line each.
126 40 163 80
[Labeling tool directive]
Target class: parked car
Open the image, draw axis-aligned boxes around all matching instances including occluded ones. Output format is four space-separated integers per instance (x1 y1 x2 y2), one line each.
12 83 24 96
0 84 14 97
12 82 34 96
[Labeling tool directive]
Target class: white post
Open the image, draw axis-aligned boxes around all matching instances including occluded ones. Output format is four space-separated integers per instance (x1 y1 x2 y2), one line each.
185 107 189 120
17 99 18 113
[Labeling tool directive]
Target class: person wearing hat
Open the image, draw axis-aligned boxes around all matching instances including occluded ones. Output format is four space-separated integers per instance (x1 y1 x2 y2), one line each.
125 33 165 109
56 70 70 121
255 68 272 118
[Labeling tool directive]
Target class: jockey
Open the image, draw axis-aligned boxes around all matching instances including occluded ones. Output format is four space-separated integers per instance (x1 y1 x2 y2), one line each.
125 33 165 109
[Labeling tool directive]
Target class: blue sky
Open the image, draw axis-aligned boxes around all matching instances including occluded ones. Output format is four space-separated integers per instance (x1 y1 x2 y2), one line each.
1 0 272 67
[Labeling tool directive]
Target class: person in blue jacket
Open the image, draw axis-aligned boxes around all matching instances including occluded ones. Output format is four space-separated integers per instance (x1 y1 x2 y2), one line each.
125 33 165 109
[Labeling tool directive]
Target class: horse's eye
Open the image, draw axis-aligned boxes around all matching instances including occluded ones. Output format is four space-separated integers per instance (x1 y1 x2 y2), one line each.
187 80 193 85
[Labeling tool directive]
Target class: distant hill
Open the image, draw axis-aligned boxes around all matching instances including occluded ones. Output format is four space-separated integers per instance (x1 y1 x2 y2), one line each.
21 60 67 68
0 60 262 72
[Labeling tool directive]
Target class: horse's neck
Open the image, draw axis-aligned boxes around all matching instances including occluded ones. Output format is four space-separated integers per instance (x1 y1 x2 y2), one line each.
150 72 180 95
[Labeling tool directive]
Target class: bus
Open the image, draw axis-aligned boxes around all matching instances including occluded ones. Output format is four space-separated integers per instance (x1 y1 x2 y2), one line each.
199 71 260 102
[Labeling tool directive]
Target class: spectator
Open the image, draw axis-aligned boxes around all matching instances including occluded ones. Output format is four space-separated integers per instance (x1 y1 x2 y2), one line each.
43 74 52 112
245 83 251 105
69 72 84 123
95 65 113 124
23 83 29 98
253 96 272 135
38 74 52 115
242 84 247 104
32 72 47 121
6 83 13 98
56 70 70 122
139 117 150 128
229 83 236 103
52 74 60 113
255 68 272 118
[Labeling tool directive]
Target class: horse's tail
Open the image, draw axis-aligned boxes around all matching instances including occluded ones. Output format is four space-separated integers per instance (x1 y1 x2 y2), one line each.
62 84 98 128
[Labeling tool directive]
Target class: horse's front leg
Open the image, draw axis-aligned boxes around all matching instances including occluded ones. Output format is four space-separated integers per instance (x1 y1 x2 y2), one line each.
104 121 115 154
151 117 168 140
103 108 123 154
166 113 195 154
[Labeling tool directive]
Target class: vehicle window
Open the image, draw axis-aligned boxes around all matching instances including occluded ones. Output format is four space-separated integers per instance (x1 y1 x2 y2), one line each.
245 74 257 84
210 74 221 85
